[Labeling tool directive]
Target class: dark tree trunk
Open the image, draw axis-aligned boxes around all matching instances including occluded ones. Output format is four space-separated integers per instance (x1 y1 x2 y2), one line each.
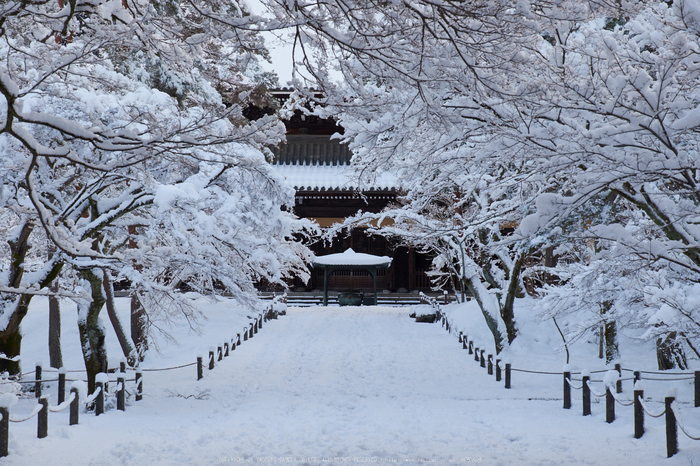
601 301 619 364
77 268 108 393
131 293 148 362
656 332 687 370
604 320 619 364
103 272 136 366
128 225 147 362
48 281 63 369
500 254 525 345
48 245 63 369
1 221 63 375
0 329 22 376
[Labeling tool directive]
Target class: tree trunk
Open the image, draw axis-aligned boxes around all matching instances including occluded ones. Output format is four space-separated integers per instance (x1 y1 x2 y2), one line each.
604 320 619 364
48 281 63 369
131 293 148 362
500 254 525 345
128 225 148 362
0 327 22 376
103 272 136 366
77 268 108 393
48 245 62 369
463 274 506 354
601 301 618 364
656 332 687 370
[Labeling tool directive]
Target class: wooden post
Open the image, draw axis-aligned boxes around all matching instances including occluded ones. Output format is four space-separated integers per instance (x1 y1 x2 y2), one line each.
259 315 263 330
254 319 258 334
37 397 48 439
69 387 79 425
197 356 203 381
474 347 479 362
458 332 463 344
695 371 699 408
58 367 66 404
563 370 572 409
634 383 644 439
135 371 143 401
0 407 8 457
615 363 622 394
582 373 591 416
248 323 254 339
217 346 223 362
462 338 468 350
468 341 473 355
120 360 127 373
496 359 502 382
35 364 42 399
236 334 241 346
505 363 511 389
243 327 248 341
209 349 215 370
480 350 485 368
444 290 448 305
666 393 678 458
606 386 615 423
634 371 641 383
117 374 125 411
95 380 104 416
224 342 229 357
487 355 493 375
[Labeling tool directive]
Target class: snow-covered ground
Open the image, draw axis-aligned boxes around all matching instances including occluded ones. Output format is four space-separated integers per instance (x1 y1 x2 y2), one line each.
2 297 699 465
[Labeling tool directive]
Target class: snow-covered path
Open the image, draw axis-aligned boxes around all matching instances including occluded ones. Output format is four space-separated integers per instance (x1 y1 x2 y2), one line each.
5 305 696 465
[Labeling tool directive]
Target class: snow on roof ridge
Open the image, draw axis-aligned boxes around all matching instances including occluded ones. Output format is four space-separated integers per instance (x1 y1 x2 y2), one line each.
273 162 396 191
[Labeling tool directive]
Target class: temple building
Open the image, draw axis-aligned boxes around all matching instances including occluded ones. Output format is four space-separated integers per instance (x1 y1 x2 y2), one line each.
268 90 433 294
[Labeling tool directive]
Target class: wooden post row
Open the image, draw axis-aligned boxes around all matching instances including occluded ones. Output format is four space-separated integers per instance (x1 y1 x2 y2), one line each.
117 374 125 412
666 393 678 458
35 364 42 399
582 373 591 416
0 406 8 457
135 371 143 401
634 382 644 439
58 368 66 404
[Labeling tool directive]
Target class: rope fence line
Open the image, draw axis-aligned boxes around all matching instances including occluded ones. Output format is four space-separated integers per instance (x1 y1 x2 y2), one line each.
639 399 666 418
429 299 700 459
673 403 700 441
0 300 285 459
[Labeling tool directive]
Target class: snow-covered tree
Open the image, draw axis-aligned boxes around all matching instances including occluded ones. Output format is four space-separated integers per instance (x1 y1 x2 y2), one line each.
268 0 700 362
0 0 313 386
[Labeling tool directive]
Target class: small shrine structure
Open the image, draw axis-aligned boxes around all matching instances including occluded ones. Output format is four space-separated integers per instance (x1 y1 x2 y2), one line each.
312 249 392 306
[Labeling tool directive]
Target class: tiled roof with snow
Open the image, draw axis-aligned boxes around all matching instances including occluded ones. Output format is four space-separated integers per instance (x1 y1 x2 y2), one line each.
273 163 396 191
313 248 393 267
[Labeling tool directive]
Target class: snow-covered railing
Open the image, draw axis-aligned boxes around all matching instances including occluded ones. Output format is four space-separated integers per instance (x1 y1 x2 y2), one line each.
0 301 283 458
433 311 700 459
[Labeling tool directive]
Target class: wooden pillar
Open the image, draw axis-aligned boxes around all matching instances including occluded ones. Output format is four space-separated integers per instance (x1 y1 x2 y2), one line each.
323 268 330 306
408 247 415 291
371 268 377 305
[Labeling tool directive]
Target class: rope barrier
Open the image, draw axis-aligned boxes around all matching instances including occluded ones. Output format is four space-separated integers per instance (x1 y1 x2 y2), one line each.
140 362 197 372
671 402 700 441
624 368 694 376
636 376 695 382
9 404 43 423
48 392 76 413
84 386 102 405
585 380 607 398
639 399 666 418
510 368 561 375
609 390 634 407
566 377 583 390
